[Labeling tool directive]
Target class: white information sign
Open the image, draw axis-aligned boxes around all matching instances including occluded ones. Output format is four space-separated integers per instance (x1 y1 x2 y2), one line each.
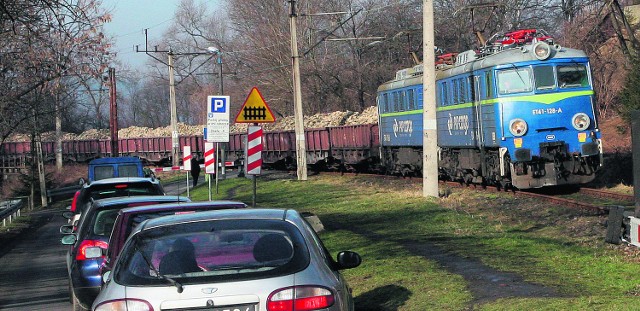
206 95 230 142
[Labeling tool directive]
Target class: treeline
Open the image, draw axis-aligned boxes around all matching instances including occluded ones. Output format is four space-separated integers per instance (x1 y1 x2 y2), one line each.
2 0 639 144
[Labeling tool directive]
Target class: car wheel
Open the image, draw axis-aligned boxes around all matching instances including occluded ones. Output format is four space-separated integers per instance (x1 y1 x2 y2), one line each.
71 289 90 311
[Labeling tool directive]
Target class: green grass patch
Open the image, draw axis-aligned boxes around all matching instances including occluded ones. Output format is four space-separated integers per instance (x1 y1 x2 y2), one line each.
189 174 640 310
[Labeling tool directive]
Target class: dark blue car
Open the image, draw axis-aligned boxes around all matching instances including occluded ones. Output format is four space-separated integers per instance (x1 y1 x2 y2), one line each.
60 195 190 311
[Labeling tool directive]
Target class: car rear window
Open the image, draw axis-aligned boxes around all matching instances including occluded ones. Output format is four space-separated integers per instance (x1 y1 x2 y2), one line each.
93 209 120 237
94 166 115 181
89 183 161 200
118 164 140 178
115 219 310 285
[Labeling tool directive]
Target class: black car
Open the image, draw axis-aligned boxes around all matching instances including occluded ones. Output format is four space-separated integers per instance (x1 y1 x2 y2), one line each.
61 195 189 311
68 177 165 225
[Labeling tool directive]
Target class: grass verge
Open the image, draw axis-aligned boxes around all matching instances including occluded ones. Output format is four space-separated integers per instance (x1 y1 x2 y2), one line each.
190 174 640 310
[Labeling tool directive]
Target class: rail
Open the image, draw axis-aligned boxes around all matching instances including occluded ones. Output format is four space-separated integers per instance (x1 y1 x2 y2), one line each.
0 196 32 227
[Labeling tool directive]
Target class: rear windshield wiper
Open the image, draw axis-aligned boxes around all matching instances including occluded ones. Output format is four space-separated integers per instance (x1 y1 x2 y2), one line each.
133 239 184 293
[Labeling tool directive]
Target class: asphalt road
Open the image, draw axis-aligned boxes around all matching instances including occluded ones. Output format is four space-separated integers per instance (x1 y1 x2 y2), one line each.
0 175 212 310
0 207 69 310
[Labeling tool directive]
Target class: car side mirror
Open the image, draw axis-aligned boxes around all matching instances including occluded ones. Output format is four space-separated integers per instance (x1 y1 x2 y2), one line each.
60 224 74 234
60 234 77 245
336 251 362 270
102 271 112 284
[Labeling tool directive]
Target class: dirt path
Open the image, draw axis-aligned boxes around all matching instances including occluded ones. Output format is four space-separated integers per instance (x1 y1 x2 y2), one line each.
329 223 563 309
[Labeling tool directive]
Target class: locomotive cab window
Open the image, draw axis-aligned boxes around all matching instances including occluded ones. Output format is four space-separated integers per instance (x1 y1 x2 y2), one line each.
497 67 532 95
533 66 555 90
558 64 589 89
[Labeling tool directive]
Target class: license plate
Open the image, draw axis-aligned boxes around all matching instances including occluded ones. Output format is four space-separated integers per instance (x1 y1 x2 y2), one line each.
209 304 256 311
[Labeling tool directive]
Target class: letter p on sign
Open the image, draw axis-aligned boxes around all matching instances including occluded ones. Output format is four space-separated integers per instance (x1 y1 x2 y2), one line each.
212 99 226 113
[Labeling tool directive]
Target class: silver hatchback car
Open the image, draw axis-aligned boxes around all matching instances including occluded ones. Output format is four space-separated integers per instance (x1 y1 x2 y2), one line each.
93 208 361 311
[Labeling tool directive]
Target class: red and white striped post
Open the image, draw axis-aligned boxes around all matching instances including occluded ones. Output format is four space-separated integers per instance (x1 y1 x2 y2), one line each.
204 142 215 200
247 125 262 207
183 146 192 198
247 125 263 175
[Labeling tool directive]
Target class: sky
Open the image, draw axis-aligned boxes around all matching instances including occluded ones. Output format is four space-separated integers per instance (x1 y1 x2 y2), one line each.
101 0 220 71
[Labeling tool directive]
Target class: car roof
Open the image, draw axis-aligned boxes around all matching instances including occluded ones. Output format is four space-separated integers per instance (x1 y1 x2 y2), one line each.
93 195 188 207
118 200 247 215
89 157 141 165
135 208 300 233
85 177 158 187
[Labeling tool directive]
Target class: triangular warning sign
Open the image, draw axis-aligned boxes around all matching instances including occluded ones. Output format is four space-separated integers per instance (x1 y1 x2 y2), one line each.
235 87 276 123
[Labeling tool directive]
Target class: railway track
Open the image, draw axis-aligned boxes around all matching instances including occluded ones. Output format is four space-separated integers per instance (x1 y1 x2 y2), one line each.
438 181 609 215
322 172 622 215
578 187 634 204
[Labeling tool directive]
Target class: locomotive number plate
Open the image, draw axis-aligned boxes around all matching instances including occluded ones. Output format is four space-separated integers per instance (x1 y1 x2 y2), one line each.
532 108 563 115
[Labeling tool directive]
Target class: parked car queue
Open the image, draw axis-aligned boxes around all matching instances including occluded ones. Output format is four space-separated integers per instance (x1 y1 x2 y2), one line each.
59 176 362 311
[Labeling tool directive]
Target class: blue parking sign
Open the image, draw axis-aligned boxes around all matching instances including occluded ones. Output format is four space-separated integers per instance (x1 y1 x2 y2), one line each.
206 96 230 142
211 97 227 113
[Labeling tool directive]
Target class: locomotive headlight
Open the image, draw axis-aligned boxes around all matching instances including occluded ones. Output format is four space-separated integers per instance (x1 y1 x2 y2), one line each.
572 113 591 130
509 119 528 137
532 42 551 60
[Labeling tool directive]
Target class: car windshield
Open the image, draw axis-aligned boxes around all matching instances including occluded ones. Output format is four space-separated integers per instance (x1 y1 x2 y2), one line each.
114 219 310 285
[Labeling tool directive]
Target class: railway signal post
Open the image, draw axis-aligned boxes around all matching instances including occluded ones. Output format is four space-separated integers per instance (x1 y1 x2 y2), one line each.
183 146 192 198
235 87 276 207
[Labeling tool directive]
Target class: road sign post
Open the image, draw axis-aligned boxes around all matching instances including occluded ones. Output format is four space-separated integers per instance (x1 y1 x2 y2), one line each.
207 95 230 197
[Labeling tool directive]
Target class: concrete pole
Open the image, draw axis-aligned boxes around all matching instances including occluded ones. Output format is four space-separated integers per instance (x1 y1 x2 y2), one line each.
422 0 439 198
289 0 308 181
168 52 180 167
631 110 640 216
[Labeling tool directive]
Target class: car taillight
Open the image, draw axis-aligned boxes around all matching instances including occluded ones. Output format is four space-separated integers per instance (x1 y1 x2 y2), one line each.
267 286 335 311
94 298 153 311
76 239 108 260
70 191 81 212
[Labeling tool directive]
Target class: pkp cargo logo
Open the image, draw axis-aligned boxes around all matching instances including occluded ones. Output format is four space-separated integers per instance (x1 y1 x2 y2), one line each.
447 113 469 135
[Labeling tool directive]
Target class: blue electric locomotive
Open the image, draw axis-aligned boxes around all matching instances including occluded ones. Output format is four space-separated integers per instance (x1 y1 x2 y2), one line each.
377 29 602 189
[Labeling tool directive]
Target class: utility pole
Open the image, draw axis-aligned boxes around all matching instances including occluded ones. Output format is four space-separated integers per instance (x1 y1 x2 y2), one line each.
108 67 119 157
423 0 439 197
289 0 308 181
168 52 179 166
136 30 180 167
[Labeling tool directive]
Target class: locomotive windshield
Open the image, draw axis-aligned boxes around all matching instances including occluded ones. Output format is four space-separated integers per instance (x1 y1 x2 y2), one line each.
498 63 590 95
558 64 589 88
497 67 533 94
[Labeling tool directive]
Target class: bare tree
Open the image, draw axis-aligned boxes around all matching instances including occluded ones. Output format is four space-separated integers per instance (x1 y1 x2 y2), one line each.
0 0 113 143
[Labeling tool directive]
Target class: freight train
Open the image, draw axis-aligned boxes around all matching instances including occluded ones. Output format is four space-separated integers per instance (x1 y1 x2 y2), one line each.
0 29 603 189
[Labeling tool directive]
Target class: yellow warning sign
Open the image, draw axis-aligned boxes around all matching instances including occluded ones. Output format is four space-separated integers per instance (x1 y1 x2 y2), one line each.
234 87 276 123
